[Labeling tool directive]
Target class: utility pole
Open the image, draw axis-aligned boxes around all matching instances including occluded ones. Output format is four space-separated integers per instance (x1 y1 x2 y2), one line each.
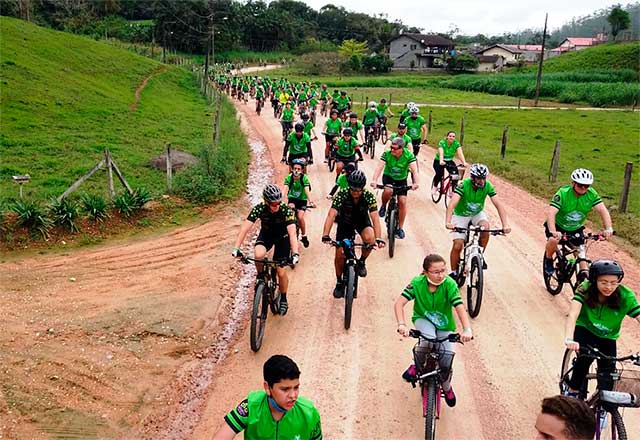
204 0 213 75
534 13 548 107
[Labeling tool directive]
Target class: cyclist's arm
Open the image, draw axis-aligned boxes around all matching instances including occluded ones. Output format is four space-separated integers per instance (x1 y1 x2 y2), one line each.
283 140 290 158
234 220 255 248
386 108 394 117
438 147 445 164
328 184 339 197
421 123 427 141
564 301 582 349
370 159 386 185
409 161 419 186
489 195 510 232
287 223 299 255
393 295 410 336
445 193 461 227
455 147 467 167
322 208 338 236
306 141 313 159
356 145 364 161
546 206 560 236
212 423 237 440
370 209 383 241
311 127 318 139
592 202 613 234
454 303 472 339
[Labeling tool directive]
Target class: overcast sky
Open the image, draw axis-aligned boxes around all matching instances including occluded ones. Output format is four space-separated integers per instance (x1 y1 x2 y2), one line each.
299 0 620 35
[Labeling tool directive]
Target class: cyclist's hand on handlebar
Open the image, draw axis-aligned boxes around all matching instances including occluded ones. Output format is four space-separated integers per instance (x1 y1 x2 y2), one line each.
439 160 445 166
411 183 419 190
445 223 455 230
502 226 512 234
369 182 377 189
551 231 562 240
397 323 410 337
326 194 333 200
375 238 386 248
231 247 242 258
601 229 613 240
290 253 300 265
461 328 473 343
565 338 580 352
322 235 332 244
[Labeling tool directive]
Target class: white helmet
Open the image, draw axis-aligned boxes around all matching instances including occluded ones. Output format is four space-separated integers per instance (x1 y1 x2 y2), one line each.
571 168 593 185
409 104 419 114
369 101 377 108
407 101 415 108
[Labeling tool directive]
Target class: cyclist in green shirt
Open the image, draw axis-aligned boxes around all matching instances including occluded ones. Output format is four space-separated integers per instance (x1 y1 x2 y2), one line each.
300 113 318 142
405 105 427 156
343 112 365 144
370 138 419 239
377 98 394 125
399 101 415 123
362 102 380 144
285 158 315 248
563 260 640 396
543 168 613 277
445 164 511 279
281 102 295 140
334 128 363 179
213 354 322 440
393 254 473 407
432 131 467 197
323 109 342 162
327 163 356 199
334 90 351 115
282 123 312 165
388 122 412 147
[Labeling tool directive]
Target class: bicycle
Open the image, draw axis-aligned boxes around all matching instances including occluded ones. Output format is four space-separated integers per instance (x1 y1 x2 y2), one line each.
407 330 464 440
255 97 263 115
376 184 413 258
366 127 376 159
431 163 465 208
542 232 608 296
236 253 291 352
320 99 328 117
560 345 640 440
281 122 293 141
378 119 388 145
321 132 339 172
450 226 504 318
330 239 374 330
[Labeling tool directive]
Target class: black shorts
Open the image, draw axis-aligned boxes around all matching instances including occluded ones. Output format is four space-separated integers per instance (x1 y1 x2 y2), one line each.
544 222 585 246
336 217 372 241
325 134 338 144
288 152 308 163
256 230 291 260
382 175 409 196
336 153 356 164
281 121 293 130
288 198 308 211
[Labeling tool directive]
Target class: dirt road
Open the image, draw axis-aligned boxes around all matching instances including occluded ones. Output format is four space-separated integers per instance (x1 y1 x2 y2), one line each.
2 90 638 439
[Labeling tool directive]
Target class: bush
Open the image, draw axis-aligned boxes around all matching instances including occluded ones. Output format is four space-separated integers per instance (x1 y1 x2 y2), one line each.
446 54 480 72
81 193 110 223
292 38 337 55
362 54 394 73
113 187 152 218
11 200 53 239
48 197 80 233
294 51 342 76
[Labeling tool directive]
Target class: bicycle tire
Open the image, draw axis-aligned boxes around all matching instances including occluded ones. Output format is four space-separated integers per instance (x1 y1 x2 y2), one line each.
424 380 438 440
388 208 397 259
467 255 484 318
344 265 355 330
250 282 268 352
443 178 453 208
543 252 564 296
370 136 376 159
430 179 443 204
381 127 388 144
610 408 627 440
328 155 335 172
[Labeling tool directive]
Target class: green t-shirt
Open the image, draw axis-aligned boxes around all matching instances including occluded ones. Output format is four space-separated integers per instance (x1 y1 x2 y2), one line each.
405 115 426 140
336 137 359 157
282 108 294 122
324 118 342 136
389 132 412 148
377 103 389 114
574 282 640 340
224 390 322 440
320 89 329 99
343 120 363 132
550 185 602 232
336 173 348 190
382 148 416 180
285 173 311 201
435 139 461 161
400 108 410 120
453 178 496 217
335 95 350 110
303 120 314 136
363 109 378 126
286 132 310 155
401 275 463 331
298 91 308 101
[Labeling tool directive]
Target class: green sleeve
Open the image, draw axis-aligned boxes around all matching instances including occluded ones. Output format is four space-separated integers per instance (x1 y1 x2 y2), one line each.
284 175 292 186
223 398 249 434
381 150 388 163
402 279 416 301
487 181 497 197
589 188 602 207
310 408 323 440
303 174 311 188
573 282 589 304
454 183 465 197
625 291 640 318
447 280 463 308
550 189 563 209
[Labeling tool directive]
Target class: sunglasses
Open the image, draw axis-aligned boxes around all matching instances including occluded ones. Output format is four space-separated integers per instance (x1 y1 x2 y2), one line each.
349 187 364 193
575 183 590 189
390 146 402 150
268 201 281 207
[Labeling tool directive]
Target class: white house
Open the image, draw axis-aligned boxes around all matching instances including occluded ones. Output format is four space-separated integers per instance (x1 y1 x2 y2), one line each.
388 33 455 69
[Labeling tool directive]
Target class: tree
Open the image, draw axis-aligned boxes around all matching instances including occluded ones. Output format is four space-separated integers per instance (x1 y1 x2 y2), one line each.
608 5 631 40
338 39 368 58
446 54 479 72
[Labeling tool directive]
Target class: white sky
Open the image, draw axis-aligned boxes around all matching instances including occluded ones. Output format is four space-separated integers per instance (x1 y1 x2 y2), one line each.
299 0 620 35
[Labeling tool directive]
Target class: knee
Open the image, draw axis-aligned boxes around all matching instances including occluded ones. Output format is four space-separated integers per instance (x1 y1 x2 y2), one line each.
452 241 463 252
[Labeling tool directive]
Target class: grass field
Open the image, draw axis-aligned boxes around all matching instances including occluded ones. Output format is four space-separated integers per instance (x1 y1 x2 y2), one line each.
535 42 640 73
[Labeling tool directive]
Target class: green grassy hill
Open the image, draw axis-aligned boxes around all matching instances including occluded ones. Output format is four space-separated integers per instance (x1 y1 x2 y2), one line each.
0 16 214 200
541 42 640 73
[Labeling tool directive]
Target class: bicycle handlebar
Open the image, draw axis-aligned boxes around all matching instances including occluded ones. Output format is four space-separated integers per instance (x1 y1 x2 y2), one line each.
408 329 462 343
237 254 292 267
578 345 640 364
451 226 505 236
375 184 414 191
329 239 376 250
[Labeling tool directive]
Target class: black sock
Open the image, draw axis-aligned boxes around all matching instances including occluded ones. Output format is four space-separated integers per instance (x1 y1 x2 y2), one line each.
280 292 287 301
337 276 342 284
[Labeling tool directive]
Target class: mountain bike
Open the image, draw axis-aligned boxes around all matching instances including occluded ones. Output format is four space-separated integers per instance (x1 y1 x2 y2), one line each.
320 99 328 117
237 253 291 352
255 96 263 115
330 239 374 330
560 345 640 440
378 119 388 144
376 184 413 259
322 132 338 172
451 226 504 318
407 330 464 440
365 127 376 159
542 232 608 296
431 163 465 208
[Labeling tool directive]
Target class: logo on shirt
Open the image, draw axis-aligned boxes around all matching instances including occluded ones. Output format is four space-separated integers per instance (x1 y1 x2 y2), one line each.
236 401 249 417
565 211 585 223
467 202 481 213
592 322 612 336
553 194 561 203
424 311 448 328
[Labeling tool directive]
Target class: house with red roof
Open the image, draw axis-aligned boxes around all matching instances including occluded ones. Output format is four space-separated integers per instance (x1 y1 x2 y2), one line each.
549 36 605 56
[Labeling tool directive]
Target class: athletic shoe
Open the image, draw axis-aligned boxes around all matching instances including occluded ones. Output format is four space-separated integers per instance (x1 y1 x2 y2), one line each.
544 257 555 275
443 387 457 407
402 364 418 382
378 205 386 218
333 282 344 298
301 236 310 248
395 228 406 239
356 260 367 277
279 297 288 315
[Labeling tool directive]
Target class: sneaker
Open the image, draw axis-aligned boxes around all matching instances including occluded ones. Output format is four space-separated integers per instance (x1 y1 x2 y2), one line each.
544 257 555 275
333 282 344 298
482 258 487 270
356 260 367 278
395 228 405 239
449 270 458 280
279 297 289 315
301 236 310 248
443 387 457 407
378 205 386 218
402 364 418 382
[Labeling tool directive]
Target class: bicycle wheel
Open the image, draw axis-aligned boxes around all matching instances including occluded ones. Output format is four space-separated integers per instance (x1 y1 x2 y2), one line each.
381 127 388 144
424 380 438 440
610 408 627 440
430 179 443 204
344 265 355 330
388 207 397 259
250 282 269 352
328 154 335 172
370 135 376 159
467 255 484 318
443 179 453 208
543 252 564 296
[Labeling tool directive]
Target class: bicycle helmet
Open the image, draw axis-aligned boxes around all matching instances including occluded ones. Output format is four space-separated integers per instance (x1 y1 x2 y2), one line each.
294 123 304 132
291 158 307 168
301 113 309 121
398 122 407 129
571 168 594 185
369 101 377 108
349 112 358 119
263 184 282 203
409 105 419 114
407 101 415 108
330 109 339 116
341 90 347 95
347 169 367 189
344 162 356 174
380 98 387 103
588 259 624 283
469 163 489 179
343 128 353 136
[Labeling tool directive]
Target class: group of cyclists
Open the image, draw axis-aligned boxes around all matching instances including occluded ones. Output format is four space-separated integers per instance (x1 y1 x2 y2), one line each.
212 68 638 439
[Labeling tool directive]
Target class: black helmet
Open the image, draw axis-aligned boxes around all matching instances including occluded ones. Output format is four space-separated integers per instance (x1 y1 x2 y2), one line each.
294 123 304 132
347 169 366 189
263 184 282 203
588 260 624 284
344 163 356 174
291 158 307 168
380 98 386 103
301 113 309 120
343 128 353 136
349 112 357 119
398 122 407 129
341 90 347 95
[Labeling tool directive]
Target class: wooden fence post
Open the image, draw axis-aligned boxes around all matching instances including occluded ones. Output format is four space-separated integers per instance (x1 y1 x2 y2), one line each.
500 126 508 160
428 110 433 137
166 143 173 193
365 96 368 111
549 140 560 182
518 97 522 110
460 115 465 146
389 93 392 107
619 162 633 213
105 149 115 199
215 99 222 146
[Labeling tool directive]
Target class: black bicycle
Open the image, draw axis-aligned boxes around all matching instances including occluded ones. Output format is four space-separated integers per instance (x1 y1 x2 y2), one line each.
330 239 374 330
407 330 464 440
451 226 504 318
560 345 640 440
376 184 413 258
321 132 339 172
543 232 607 296
365 127 376 159
237 253 291 352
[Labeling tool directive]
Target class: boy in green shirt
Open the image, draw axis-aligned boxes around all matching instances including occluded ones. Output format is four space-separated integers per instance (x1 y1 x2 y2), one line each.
281 102 294 140
284 158 314 248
